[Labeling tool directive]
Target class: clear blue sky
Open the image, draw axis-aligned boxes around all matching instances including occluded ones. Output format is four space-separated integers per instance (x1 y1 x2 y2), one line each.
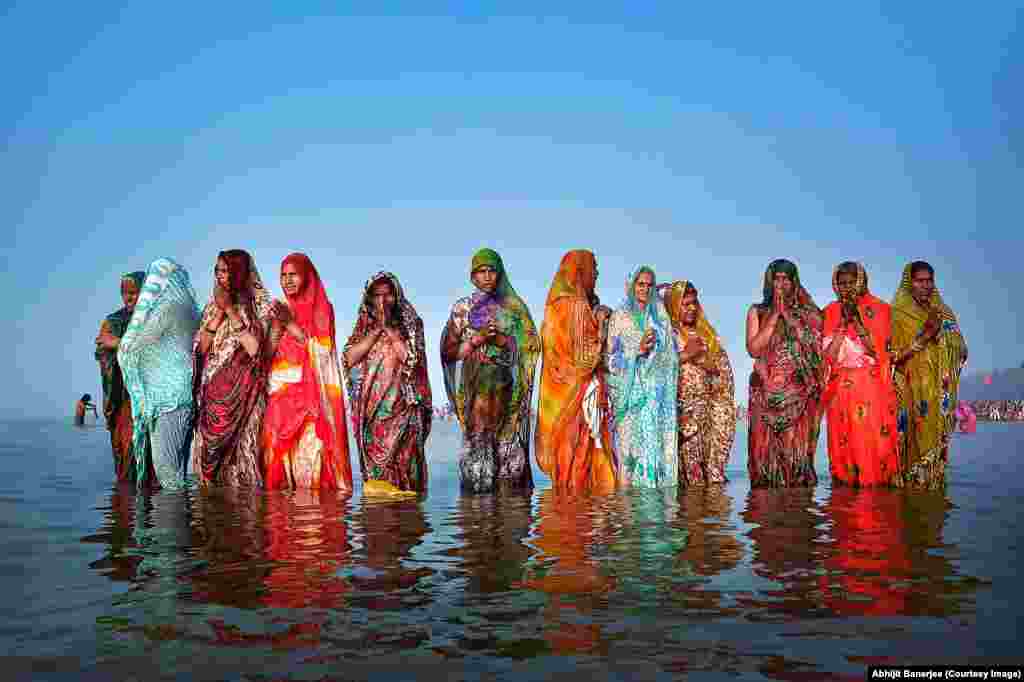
3 3 1021 418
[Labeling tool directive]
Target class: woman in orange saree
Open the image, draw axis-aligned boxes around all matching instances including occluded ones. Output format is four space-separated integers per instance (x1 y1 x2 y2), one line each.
821 262 902 487
534 250 616 493
262 253 353 490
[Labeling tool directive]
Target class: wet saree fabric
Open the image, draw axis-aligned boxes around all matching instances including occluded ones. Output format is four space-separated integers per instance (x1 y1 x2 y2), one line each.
891 263 968 489
606 267 678 488
190 250 272 487
441 249 540 493
747 260 825 487
663 280 736 486
343 272 432 492
96 271 145 482
118 258 201 488
263 253 352 490
821 263 901 487
535 250 616 493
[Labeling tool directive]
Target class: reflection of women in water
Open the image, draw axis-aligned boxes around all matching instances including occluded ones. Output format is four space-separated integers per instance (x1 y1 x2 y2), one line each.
441 249 540 493
452 492 534 594
348 499 433 612
81 485 143 582
95 271 145 481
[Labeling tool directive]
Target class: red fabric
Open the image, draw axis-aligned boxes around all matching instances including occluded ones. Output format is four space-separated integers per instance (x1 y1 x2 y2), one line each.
262 253 352 490
822 293 901 486
218 250 252 303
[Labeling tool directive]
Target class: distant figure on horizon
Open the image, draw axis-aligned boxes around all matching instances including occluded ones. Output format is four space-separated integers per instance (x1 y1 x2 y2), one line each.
745 259 825 487
891 261 968 489
95 270 145 481
74 393 98 426
954 402 977 434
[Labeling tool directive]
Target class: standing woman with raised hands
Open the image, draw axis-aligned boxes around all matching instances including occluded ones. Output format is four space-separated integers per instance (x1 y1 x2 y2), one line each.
441 249 541 494
191 249 273 487
95 270 146 482
343 272 432 494
118 258 202 489
262 253 352 491
605 266 679 489
745 259 825 487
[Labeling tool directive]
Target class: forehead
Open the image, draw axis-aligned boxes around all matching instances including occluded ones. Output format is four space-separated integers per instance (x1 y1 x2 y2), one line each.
472 265 497 273
635 271 654 283
370 281 393 295
772 271 792 279
681 292 698 302
121 279 139 291
911 271 933 281
281 262 302 274
836 271 857 282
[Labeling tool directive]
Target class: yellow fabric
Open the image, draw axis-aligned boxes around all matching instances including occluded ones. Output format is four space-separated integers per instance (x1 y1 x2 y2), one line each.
663 280 723 363
363 479 418 497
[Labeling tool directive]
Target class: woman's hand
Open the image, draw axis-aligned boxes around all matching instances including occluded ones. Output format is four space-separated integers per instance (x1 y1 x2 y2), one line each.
639 328 656 356
286 321 307 344
272 300 292 324
681 336 705 363
484 320 507 348
922 311 941 342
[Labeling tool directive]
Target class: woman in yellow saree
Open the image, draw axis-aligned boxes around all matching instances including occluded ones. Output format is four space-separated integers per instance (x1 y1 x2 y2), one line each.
535 250 616 493
891 261 968 489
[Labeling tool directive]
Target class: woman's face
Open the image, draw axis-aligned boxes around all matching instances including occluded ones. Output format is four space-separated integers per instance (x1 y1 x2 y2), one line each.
633 271 654 306
280 262 304 298
911 268 934 306
370 280 396 312
120 279 140 311
471 265 499 294
835 271 858 303
772 271 794 299
679 292 699 326
215 258 231 291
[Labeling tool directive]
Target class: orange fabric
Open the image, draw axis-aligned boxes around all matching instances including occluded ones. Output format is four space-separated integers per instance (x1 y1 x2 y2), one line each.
262 253 352 490
822 286 901 486
535 250 616 493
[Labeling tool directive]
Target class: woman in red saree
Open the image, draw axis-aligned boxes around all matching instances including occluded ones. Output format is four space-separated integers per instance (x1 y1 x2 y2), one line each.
262 253 353 490
821 261 902 486
342 272 432 493
745 259 824 487
190 249 272 487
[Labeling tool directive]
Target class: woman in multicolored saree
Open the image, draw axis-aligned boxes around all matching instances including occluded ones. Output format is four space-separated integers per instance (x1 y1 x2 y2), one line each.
441 249 540 493
605 266 678 488
95 270 145 482
118 258 202 489
535 250 616 494
662 280 736 486
262 253 353 491
891 261 968 489
343 272 432 493
191 250 272 487
745 259 825 487
821 262 901 487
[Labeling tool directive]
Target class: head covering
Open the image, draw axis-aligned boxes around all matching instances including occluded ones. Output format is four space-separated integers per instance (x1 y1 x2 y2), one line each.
663 280 724 363
545 250 597 306
620 265 669 341
280 252 336 344
122 271 146 292
831 261 870 303
118 258 201 485
760 259 807 309
892 262 958 326
209 249 272 319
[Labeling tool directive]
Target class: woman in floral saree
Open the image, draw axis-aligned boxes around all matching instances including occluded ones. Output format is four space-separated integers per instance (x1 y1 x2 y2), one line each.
662 280 736 486
605 266 678 488
343 272 432 493
191 249 272 487
118 258 202 489
95 270 145 482
441 248 540 493
262 253 352 491
535 250 616 494
821 262 901 487
745 259 825 487
891 261 968 489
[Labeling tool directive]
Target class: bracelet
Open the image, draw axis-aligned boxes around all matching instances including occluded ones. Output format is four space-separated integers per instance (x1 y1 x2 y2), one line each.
204 325 219 335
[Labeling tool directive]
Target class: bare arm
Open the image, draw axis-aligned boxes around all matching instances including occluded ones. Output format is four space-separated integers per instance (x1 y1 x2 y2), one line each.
196 309 226 355
343 328 383 367
746 305 779 358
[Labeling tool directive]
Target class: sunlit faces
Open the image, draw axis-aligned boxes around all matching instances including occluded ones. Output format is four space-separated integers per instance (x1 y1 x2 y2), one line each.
910 266 935 307
772 271 794 302
471 265 499 294
633 271 654 306
369 280 396 314
280 262 304 298
680 290 699 326
835 271 858 303
120 278 140 311
215 258 230 291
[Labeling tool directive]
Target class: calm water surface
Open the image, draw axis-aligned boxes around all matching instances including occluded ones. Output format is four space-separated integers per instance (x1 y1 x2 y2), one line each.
0 419 1020 680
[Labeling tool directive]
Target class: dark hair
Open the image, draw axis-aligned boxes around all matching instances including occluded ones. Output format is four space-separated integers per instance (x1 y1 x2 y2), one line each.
910 261 934 278
684 283 698 297
81 394 91 402
365 277 403 329
836 261 859 277
217 249 253 304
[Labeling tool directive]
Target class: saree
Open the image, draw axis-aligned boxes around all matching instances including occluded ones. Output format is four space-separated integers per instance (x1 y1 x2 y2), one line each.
441 248 541 493
535 250 617 494
190 250 272 487
606 266 678 488
821 263 901 487
663 280 736 486
343 272 432 492
118 258 201 489
95 270 145 482
892 263 968 489
263 253 353 491
747 259 825 487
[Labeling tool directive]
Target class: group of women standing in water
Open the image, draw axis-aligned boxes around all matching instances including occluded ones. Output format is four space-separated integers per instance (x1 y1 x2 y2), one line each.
93 248 967 496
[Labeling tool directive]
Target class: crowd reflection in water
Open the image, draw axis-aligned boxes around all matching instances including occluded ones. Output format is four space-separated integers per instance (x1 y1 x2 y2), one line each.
450 491 534 595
